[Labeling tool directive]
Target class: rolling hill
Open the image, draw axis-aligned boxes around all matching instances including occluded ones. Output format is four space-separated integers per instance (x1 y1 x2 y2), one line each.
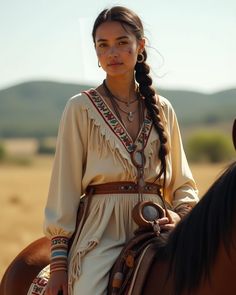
0 81 235 138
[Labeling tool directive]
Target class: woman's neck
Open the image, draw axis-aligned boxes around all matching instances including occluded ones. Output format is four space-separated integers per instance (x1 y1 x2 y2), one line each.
105 76 137 102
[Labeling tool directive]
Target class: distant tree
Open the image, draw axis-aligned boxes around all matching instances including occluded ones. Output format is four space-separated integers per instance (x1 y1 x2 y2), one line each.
0 142 6 161
204 114 220 124
186 131 234 163
37 138 56 154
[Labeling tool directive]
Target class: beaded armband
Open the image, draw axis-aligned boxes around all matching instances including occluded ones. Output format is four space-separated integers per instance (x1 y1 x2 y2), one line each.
175 204 192 219
50 236 69 274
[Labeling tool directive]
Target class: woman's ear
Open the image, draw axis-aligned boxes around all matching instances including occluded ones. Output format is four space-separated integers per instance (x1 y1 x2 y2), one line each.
138 38 146 52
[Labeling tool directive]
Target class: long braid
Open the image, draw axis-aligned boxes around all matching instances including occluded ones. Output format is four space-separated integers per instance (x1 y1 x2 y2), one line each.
135 50 169 187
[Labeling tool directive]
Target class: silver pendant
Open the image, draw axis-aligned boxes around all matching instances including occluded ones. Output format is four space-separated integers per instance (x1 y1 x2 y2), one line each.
128 112 134 122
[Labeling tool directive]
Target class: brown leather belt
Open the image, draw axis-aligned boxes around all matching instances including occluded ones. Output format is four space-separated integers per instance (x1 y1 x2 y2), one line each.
86 181 161 195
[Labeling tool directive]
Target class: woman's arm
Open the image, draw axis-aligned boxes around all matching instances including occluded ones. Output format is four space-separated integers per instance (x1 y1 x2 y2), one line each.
159 96 199 220
44 95 87 294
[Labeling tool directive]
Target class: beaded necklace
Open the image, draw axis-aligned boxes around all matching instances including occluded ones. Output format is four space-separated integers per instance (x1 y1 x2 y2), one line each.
103 79 146 197
103 80 139 122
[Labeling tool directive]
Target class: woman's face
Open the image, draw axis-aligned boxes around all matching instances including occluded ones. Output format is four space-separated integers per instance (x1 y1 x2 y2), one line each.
94 21 145 78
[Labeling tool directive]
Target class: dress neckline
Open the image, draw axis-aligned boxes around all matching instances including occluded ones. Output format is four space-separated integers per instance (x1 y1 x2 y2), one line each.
83 89 153 154
94 88 146 143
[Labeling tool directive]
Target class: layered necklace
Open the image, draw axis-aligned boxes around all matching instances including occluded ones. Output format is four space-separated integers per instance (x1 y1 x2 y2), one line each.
103 79 146 195
103 80 139 123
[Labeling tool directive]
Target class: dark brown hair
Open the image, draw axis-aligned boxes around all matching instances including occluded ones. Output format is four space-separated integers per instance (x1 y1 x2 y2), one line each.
92 6 169 185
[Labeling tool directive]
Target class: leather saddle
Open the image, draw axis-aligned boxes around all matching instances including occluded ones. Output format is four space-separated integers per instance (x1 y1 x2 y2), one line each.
107 201 167 295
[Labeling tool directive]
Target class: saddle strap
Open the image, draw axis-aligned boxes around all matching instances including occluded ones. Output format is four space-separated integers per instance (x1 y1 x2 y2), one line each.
127 242 158 295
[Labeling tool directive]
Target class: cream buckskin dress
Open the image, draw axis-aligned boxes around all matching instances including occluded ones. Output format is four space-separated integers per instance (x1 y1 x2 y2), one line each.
43 89 198 295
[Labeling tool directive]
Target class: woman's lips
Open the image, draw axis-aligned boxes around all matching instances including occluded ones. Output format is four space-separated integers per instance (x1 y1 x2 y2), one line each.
108 62 123 66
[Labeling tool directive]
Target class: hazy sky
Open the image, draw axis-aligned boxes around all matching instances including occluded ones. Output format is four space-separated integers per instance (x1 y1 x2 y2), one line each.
1 0 235 93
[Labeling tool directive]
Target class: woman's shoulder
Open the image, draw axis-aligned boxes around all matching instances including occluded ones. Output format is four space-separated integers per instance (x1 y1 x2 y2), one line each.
69 89 93 103
157 94 173 109
156 94 176 115
65 88 95 109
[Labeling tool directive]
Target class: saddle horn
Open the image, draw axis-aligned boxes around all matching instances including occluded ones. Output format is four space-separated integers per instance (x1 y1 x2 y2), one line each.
233 119 236 150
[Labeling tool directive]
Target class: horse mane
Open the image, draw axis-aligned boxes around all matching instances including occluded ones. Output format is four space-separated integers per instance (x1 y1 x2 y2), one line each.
157 161 236 294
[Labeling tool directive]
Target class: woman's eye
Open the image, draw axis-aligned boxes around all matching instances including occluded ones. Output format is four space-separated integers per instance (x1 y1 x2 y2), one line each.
98 43 107 48
119 41 128 45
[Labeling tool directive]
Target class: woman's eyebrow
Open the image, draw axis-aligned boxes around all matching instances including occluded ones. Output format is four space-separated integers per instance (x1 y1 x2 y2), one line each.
116 36 129 40
96 36 129 43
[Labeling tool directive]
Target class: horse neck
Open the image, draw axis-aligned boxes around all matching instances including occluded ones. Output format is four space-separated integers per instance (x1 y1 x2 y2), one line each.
142 259 172 295
197 230 236 295
144 234 236 295
143 204 236 295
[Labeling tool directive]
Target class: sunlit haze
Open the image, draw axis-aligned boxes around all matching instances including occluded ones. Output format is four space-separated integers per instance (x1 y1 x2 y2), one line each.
1 0 235 93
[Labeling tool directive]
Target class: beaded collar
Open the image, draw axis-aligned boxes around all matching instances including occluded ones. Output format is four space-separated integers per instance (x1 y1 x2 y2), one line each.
83 89 153 154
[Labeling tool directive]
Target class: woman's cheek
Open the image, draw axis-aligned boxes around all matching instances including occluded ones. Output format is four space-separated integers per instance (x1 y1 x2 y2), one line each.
124 45 138 56
96 47 106 57
123 47 133 54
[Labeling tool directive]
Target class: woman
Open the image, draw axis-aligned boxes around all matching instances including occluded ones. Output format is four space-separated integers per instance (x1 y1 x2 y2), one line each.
44 6 198 295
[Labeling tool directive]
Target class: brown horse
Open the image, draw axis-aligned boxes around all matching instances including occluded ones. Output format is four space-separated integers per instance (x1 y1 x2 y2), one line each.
1 119 235 295
141 160 236 295
141 119 236 295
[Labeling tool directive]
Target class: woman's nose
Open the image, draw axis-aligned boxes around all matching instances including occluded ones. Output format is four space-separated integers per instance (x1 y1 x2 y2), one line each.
108 46 118 57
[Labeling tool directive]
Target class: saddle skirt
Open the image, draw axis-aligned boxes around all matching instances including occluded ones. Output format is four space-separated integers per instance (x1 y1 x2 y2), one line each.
27 265 50 295
108 230 160 295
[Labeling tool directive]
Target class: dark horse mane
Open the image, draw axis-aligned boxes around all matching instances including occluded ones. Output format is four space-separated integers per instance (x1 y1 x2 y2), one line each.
157 160 236 294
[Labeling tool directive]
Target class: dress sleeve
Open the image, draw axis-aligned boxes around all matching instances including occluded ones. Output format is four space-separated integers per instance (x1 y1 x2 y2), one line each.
43 95 87 239
163 99 199 210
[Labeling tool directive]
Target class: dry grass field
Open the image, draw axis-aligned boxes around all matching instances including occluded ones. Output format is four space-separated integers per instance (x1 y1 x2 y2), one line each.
0 155 228 280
